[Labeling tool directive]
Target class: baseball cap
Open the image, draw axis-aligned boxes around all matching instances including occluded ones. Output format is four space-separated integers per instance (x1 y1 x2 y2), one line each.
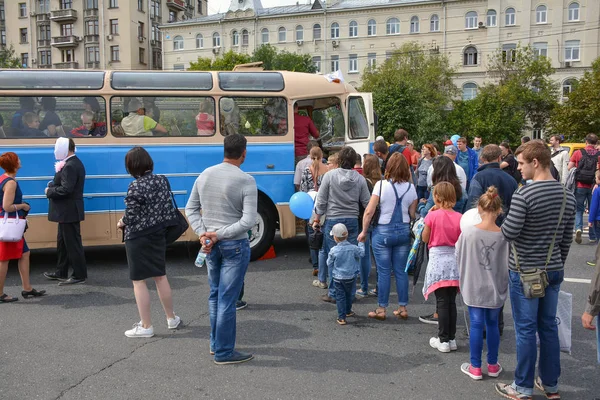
330 223 348 238
444 145 457 155
407 140 414 146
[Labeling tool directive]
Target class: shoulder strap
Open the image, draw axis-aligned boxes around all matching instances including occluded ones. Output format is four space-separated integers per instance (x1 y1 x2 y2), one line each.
389 180 412 203
310 165 319 192
161 175 179 209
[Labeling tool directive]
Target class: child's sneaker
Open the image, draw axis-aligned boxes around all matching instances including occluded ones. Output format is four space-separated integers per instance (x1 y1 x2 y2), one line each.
368 288 377 296
487 363 503 378
460 363 483 380
346 310 356 317
449 339 458 351
336 318 347 325
355 288 368 298
312 280 327 289
125 322 154 338
429 337 450 353
167 315 181 329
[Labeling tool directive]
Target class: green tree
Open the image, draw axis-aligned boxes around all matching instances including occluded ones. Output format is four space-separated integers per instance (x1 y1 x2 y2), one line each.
0 45 22 68
188 50 251 71
250 44 278 70
359 42 457 146
548 58 600 141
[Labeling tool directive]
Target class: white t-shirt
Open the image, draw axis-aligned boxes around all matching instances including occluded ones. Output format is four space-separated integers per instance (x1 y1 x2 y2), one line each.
426 162 467 191
372 180 418 224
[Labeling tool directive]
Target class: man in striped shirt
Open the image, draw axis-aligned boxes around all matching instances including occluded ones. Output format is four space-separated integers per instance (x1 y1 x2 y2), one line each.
496 140 576 400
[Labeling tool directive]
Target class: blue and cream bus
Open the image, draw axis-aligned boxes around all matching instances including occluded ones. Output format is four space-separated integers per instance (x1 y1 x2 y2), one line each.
0 67 374 260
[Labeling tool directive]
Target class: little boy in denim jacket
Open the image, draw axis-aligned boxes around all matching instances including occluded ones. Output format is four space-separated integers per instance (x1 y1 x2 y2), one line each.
326 223 365 325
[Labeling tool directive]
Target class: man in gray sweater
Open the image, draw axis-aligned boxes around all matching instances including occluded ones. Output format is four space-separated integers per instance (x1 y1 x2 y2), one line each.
185 134 257 365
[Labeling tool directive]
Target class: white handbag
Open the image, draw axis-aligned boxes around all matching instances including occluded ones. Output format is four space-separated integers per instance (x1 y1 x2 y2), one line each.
0 208 26 242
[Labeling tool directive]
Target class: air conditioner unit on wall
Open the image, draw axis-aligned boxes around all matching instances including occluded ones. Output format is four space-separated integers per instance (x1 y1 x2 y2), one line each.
212 46 221 54
107 35 114 41
332 40 339 48
297 40 303 46
565 61 571 68
478 21 486 28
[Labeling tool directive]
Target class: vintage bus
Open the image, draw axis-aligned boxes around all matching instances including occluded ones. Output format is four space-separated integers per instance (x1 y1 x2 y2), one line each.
0 68 375 260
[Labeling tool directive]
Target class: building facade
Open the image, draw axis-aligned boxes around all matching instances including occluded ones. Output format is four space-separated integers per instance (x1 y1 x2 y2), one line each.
0 0 209 70
161 0 598 108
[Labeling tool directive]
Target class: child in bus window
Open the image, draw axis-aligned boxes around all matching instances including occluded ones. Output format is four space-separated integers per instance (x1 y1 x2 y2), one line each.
71 111 107 137
40 97 64 137
195 99 215 136
20 112 45 138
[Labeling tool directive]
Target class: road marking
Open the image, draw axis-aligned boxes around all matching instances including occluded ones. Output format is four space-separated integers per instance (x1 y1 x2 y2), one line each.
564 277 592 284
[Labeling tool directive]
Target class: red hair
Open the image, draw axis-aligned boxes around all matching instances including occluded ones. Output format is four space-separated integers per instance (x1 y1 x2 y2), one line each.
0 152 19 173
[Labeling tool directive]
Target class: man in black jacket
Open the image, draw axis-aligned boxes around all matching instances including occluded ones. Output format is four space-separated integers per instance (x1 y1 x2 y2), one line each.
43 138 87 285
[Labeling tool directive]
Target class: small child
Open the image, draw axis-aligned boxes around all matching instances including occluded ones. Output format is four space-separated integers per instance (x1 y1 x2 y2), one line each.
21 112 44 138
326 223 365 325
421 182 463 353
456 186 509 380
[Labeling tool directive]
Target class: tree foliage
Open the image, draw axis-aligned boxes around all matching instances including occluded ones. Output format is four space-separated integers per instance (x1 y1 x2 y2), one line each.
548 58 600 141
0 46 22 68
359 42 457 146
188 45 316 73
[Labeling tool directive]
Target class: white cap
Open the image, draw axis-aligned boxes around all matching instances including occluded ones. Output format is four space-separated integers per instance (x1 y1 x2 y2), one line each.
330 223 348 238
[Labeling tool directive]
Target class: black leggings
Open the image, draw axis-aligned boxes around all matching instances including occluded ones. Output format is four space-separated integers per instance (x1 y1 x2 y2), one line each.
435 287 458 342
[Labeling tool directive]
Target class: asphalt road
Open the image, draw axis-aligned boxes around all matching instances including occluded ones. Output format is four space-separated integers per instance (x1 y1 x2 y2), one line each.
0 235 599 400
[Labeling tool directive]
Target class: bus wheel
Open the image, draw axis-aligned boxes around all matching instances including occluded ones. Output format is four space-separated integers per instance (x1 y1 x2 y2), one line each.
249 200 276 261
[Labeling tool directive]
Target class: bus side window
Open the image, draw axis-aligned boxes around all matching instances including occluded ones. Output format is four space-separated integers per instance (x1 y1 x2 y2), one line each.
219 97 287 136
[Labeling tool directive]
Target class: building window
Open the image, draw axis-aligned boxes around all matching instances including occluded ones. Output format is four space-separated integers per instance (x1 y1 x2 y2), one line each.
565 40 580 61
110 19 118 35
198 0 203 15
139 47 145 64
0 4 4 20
21 53 28 68
465 11 478 29
462 83 478 100
86 20 99 35
386 51 393 60
430 14 440 32
296 26 303 41
61 0 72 9
349 54 358 72
568 2 580 21
138 22 144 39
86 0 98 9
173 64 185 70
349 21 358 37
502 43 517 62
195 34 203 48
231 30 239 46
533 42 548 58
109 0 118 7
111 45 119 61
61 24 73 36
278 27 286 42
86 46 99 62
536 5 547 24
562 79 576 97
1 31 5 46
313 24 321 40
39 24 51 40
38 0 50 14
330 22 339 39
151 25 160 41
242 29 249 46
19 3 27 17
150 0 160 18
19 28 27 43
368 53 376 68
313 56 321 73
168 11 176 22
386 18 400 35
173 35 183 50
463 46 478 65
331 55 339 72
367 19 376 36
487 10 497 26
212 32 220 47
505 8 516 26
137 0 143 11
410 16 419 33
261 28 269 44
39 50 51 65
62 49 74 62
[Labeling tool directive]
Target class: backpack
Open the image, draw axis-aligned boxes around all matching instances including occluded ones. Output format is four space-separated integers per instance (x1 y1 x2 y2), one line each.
574 149 597 185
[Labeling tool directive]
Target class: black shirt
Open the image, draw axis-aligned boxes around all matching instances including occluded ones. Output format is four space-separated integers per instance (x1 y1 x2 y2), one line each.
40 111 62 131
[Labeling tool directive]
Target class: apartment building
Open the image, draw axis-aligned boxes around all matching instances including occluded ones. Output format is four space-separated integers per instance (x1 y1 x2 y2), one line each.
161 0 598 105
0 0 209 70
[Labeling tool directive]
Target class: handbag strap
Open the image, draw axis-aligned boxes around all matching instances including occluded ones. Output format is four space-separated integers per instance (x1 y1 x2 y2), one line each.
310 166 319 192
161 175 179 209
512 186 567 272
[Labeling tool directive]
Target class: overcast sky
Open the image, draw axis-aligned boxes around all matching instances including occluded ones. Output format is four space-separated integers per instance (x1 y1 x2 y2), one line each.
209 1 303 14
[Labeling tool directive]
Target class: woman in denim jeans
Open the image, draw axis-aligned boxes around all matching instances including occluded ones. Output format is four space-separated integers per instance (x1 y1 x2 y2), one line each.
358 153 418 320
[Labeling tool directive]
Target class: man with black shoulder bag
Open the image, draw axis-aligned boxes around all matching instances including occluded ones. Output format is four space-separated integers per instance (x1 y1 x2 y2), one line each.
495 140 576 400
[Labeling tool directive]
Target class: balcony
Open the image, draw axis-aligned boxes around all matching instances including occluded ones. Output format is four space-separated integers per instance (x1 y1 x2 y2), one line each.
51 35 80 48
54 61 79 69
50 9 77 22
151 14 162 23
151 39 162 49
84 34 99 44
37 39 51 48
38 64 52 69
167 0 186 12
84 9 98 19
35 13 50 23
86 61 100 69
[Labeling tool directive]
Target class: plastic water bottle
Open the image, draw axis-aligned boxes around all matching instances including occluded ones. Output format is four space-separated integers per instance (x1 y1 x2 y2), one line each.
195 239 212 268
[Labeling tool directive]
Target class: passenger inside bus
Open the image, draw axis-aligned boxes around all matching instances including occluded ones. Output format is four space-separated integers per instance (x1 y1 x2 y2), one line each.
40 97 65 137
293 103 319 163
143 97 161 123
195 98 215 136
20 112 45 138
71 111 107 137
261 98 287 136
0 114 5 138
83 96 102 122
121 99 167 137
220 98 240 136
11 97 35 133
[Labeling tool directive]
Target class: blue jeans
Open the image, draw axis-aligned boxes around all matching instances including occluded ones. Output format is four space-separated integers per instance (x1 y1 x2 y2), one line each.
509 270 563 396
468 306 501 368
575 187 592 231
206 239 250 360
317 247 327 283
589 221 600 242
326 218 359 299
359 231 372 292
371 222 411 308
334 277 355 320
306 223 319 270
416 185 429 200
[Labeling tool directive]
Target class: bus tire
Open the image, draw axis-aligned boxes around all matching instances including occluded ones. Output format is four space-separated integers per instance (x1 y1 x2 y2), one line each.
250 200 276 261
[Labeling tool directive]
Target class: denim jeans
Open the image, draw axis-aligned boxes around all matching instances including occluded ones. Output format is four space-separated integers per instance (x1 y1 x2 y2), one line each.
317 247 328 283
589 221 600 242
509 270 563 396
416 185 429 201
371 223 411 308
575 187 592 231
306 223 319 270
359 231 372 292
334 277 355 320
468 306 501 368
206 239 250 360
325 218 359 299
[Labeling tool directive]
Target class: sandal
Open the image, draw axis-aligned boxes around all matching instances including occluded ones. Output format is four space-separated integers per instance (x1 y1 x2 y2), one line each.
368 307 386 321
22 288 47 299
393 307 408 320
0 293 18 303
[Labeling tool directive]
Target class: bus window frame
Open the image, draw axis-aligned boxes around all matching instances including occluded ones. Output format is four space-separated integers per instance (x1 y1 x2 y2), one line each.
110 71 213 91
0 70 106 90
218 72 285 92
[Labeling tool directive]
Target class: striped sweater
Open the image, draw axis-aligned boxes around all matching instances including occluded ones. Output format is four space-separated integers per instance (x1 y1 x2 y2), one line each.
501 180 576 272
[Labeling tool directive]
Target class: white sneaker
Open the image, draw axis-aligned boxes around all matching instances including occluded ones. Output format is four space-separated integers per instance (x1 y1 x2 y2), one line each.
125 322 154 338
167 315 181 329
429 337 450 353
449 339 458 351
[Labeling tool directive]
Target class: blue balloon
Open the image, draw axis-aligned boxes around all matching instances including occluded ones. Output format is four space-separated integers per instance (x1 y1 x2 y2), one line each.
289 192 314 220
450 134 460 146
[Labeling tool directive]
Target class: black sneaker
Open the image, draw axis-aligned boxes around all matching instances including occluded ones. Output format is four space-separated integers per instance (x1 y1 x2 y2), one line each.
214 351 254 365
236 301 248 311
419 313 438 325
